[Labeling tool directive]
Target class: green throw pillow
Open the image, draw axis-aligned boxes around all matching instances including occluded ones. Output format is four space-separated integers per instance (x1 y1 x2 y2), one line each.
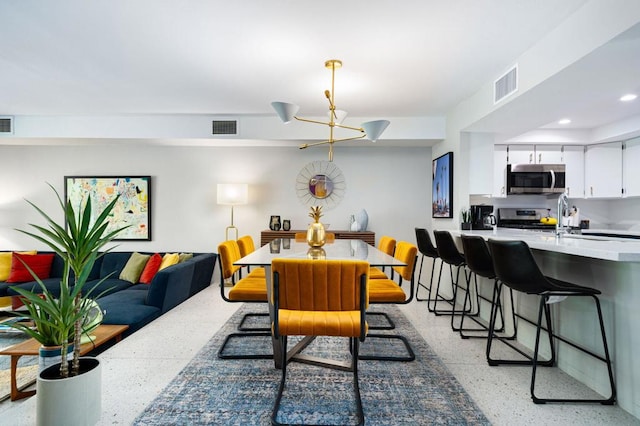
119 252 150 284
178 252 193 263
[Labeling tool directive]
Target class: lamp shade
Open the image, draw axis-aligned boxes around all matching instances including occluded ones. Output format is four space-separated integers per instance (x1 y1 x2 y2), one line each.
271 101 300 123
362 120 390 142
217 183 248 205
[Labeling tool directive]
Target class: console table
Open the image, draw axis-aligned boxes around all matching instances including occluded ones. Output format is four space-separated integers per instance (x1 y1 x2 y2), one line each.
261 230 375 246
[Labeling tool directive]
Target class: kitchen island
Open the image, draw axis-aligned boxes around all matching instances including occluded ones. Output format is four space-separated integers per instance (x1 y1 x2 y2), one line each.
445 228 640 418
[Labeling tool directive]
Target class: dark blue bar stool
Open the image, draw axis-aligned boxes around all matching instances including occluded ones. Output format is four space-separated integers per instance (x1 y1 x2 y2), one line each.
414 227 442 303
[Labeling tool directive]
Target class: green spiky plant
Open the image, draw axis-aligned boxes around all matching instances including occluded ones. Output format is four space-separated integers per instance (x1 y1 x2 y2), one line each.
9 183 128 378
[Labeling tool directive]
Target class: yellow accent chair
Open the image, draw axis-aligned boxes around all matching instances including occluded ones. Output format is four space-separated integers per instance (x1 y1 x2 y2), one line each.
237 235 265 278
217 239 271 359
271 259 369 426
369 235 396 280
293 232 336 242
364 241 418 361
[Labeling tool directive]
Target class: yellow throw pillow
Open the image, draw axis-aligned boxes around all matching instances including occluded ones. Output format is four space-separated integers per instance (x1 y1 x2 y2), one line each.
159 253 179 270
0 251 37 281
119 252 151 284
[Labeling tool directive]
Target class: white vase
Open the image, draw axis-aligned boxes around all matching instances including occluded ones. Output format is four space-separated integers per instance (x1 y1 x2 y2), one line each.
36 357 102 426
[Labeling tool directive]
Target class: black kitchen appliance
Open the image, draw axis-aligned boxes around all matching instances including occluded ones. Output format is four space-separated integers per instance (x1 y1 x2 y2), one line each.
506 163 566 194
470 205 496 230
496 208 556 231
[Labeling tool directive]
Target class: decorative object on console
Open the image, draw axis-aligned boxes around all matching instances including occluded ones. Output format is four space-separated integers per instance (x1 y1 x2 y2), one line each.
271 59 390 162
217 183 248 240
460 208 472 230
269 215 281 231
65 176 151 240
296 160 345 209
282 220 291 231
306 206 326 248
432 152 453 219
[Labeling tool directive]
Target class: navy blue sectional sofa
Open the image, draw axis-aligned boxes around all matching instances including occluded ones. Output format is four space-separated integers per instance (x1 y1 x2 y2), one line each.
0 251 217 336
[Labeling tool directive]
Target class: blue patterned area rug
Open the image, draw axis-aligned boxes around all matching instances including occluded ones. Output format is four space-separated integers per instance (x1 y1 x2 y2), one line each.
134 304 490 425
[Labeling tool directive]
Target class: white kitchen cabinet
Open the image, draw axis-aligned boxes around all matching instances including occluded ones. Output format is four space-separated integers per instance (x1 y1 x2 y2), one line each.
493 145 508 197
562 145 585 198
584 142 623 198
623 137 640 197
535 145 563 164
507 145 535 164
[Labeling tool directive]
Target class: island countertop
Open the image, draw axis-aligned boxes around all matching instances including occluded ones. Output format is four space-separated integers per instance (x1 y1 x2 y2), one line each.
449 228 640 262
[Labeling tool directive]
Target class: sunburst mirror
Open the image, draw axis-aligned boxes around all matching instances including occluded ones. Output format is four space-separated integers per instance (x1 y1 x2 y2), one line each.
296 161 346 209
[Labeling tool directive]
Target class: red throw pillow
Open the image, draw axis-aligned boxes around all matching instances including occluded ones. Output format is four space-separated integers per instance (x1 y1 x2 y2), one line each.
6 252 55 283
139 253 162 284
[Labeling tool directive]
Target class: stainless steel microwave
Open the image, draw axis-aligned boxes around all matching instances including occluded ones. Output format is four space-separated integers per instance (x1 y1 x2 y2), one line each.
506 164 566 194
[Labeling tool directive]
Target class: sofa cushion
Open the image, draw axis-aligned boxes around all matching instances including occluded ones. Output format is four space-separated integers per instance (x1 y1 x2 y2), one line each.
6 253 55 283
0 251 37 281
159 253 179 271
119 252 150 284
139 253 162 284
100 252 133 279
85 277 133 299
178 252 194 263
7 277 65 297
98 289 161 335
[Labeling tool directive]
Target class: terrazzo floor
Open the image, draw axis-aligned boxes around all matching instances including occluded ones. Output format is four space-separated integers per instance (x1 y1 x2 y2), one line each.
1 283 638 425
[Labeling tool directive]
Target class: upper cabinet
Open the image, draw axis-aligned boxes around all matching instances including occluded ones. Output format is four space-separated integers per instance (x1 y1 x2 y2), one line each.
493 145 508 197
507 145 563 164
584 142 623 198
623 137 640 197
562 146 585 198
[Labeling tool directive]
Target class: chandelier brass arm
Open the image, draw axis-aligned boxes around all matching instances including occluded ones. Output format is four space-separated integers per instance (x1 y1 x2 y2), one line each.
271 59 390 161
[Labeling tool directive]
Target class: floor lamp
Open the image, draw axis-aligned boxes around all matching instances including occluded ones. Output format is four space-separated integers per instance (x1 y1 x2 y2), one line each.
217 183 248 241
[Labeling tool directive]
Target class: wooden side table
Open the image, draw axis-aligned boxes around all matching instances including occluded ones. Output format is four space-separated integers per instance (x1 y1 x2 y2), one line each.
260 230 375 246
0 324 128 401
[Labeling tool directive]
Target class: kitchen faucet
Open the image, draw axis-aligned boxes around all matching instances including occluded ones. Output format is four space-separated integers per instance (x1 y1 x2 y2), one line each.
556 192 569 236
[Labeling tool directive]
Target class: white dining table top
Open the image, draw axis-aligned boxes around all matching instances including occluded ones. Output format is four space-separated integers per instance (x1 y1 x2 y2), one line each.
234 238 406 267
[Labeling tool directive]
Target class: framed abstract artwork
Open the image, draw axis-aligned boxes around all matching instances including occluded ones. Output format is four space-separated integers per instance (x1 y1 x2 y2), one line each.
432 152 453 218
64 176 152 240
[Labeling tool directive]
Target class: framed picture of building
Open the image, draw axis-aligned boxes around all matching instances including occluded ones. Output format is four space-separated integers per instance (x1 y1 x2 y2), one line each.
64 176 152 240
432 152 453 218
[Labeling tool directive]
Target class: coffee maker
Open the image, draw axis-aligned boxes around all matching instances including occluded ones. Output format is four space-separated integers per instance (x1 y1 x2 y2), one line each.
470 205 496 230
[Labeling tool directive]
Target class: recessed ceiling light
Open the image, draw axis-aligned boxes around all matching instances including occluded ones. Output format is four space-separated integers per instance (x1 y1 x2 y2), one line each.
620 94 637 102
558 119 571 125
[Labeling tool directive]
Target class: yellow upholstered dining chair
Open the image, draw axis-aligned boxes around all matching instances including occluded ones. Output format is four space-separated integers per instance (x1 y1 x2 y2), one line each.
369 235 396 280
294 231 335 242
364 240 418 361
271 258 369 426
217 239 271 359
236 235 265 278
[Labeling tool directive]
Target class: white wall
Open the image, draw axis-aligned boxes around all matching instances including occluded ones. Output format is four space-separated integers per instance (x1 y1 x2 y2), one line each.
0 143 431 252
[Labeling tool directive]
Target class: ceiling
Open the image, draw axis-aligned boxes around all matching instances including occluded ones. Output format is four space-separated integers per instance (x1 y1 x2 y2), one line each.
1 0 638 142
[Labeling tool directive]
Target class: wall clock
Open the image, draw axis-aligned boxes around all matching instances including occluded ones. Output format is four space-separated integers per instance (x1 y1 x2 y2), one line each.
296 161 346 209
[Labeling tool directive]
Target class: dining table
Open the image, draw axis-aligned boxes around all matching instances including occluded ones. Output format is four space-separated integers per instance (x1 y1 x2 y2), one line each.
234 238 406 368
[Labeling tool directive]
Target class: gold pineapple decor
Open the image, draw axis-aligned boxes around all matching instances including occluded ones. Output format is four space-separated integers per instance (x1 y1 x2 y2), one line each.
306 206 326 247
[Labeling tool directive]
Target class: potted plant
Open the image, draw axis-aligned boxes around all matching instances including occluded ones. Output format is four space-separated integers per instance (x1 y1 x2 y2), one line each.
460 208 472 230
8 183 127 426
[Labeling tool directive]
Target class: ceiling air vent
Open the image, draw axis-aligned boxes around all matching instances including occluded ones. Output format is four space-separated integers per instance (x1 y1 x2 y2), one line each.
212 120 238 136
0 116 13 135
494 64 518 104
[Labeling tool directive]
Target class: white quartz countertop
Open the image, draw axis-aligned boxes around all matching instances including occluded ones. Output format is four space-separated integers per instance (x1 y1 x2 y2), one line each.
449 228 640 262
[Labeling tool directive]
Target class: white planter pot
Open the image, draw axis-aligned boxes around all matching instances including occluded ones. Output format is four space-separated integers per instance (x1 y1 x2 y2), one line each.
36 357 102 426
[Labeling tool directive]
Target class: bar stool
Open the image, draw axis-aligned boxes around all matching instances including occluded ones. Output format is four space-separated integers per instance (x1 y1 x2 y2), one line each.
488 239 616 405
459 235 515 340
431 230 474 328
414 228 442 303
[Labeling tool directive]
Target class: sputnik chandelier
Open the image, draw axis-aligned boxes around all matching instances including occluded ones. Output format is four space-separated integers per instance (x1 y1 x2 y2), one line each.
271 59 390 162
